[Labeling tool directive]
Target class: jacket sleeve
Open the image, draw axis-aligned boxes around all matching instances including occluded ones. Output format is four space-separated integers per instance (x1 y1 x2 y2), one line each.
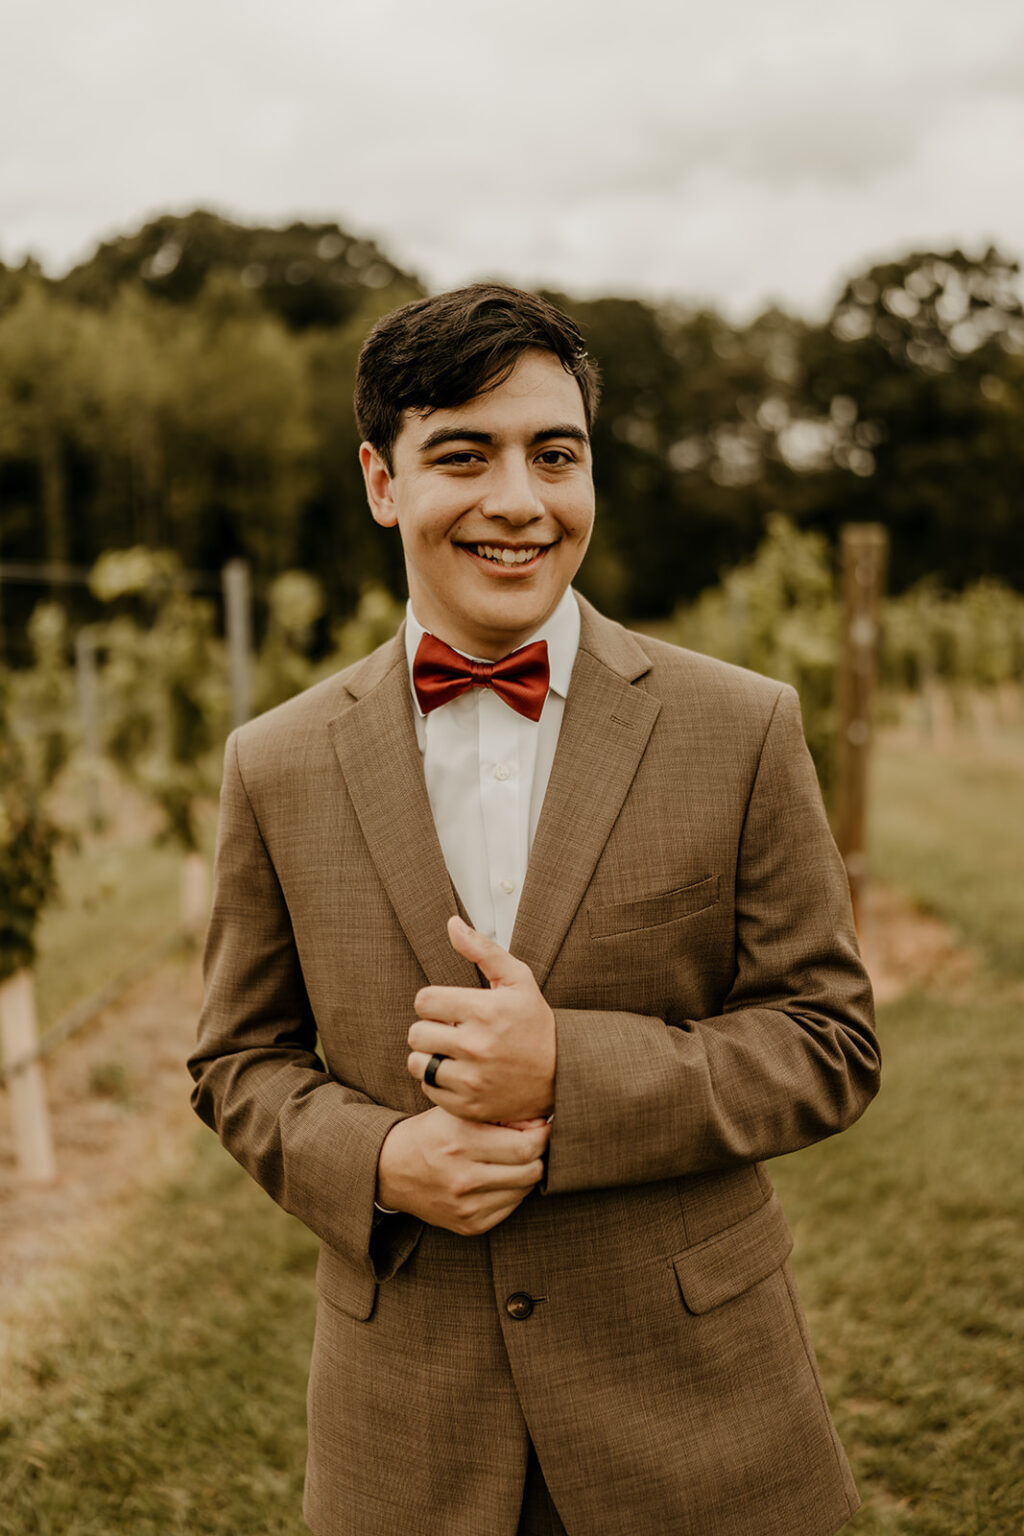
188 732 422 1280
544 684 880 1195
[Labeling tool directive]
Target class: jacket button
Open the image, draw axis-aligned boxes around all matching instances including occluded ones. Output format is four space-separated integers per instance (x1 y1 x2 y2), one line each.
505 1291 534 1320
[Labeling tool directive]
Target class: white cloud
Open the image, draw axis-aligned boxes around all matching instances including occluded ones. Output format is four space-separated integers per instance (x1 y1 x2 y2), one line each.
1 0 1022 315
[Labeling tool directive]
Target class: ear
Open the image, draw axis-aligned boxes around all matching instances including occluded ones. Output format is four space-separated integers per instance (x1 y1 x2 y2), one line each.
360 442 398 528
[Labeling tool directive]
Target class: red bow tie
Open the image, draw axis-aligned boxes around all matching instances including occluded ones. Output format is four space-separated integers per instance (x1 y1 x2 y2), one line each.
413 633 550 722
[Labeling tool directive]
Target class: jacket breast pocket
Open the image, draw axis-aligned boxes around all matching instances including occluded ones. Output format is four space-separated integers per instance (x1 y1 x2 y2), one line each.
316 1241 378 1322
671 1194 793 1314
588 874 720 939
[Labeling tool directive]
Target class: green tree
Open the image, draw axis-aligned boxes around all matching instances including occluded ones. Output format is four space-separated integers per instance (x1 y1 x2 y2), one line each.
0 215 422 653
0 280 101 573
0 674 62 980
57 209 422 332
297 291 420 622
4 220 1022 656
318 584 406 675
152 274 316 578
9 602 75 787
90 549 228 852
881 577 1024 699
554 295 820 617
666 515 839 795
254 570 326 713
795 247 1024 591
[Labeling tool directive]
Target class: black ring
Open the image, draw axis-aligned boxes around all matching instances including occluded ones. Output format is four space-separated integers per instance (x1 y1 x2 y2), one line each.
424 1053 446 1090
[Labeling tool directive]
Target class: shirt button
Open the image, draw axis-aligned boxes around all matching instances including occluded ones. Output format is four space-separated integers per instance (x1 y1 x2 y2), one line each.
493 763 511 781
500 878 516 894
505 1292 534 1321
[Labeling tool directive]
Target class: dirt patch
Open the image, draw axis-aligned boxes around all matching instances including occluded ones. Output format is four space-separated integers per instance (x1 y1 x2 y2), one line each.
0 952 203 1336
858 883 975 1005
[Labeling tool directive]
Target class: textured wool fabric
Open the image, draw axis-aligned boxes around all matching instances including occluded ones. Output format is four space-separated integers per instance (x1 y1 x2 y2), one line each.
517 1444 568 1535
189 595 879 1536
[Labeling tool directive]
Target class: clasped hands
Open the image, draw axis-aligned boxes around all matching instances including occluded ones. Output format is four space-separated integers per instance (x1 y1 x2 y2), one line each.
375 915 556 1237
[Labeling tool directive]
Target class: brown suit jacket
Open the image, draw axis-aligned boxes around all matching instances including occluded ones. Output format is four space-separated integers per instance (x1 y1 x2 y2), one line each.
189 595 879 1536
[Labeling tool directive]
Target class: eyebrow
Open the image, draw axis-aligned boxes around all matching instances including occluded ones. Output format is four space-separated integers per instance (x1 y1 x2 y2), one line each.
417 423 590 453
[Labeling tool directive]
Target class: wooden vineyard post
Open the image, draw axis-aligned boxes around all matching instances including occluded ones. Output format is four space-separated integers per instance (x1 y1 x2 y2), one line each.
223 559 253 731
0 968 57 1182
75 626 103 825
836 523 889 931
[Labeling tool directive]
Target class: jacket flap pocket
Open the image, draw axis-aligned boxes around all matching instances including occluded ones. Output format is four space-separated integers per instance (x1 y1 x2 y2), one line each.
316 1242 378 1321
672 1194 793 1314
589 874 720 938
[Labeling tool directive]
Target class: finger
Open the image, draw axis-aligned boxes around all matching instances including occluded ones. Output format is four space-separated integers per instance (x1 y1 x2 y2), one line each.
446 915 529 989
461 1121 550 1165
467 1156 546 1191
414 985 485 1024
407 1021 465 1058
452 1187 533 1235
407 1050 459 1093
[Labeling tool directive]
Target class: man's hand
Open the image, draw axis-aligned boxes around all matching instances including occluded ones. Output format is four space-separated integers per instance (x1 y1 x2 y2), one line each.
375 1108 549 1236
407 916 557 1124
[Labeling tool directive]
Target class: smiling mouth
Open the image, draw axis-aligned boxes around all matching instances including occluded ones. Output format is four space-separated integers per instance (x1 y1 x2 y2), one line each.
465 543 548 567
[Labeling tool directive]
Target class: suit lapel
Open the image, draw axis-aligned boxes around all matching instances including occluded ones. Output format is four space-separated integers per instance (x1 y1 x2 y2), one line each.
510 599 661 990
326 633 479 989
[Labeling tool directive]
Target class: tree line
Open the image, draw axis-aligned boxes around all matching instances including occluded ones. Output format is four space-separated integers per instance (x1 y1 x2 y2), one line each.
1 210 1022 655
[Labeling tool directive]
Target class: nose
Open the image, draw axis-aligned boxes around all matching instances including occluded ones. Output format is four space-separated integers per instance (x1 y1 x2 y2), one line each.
478 453 544 524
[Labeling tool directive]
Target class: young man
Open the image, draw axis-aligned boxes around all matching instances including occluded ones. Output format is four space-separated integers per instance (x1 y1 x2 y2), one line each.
189 284 880 1536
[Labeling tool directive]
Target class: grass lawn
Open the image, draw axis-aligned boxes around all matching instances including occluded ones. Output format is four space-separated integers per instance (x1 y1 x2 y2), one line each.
2 730 1022 1534
773 985 1024 1535
32 835 183 1030
0 1143 316 1536
29 767 217 1030
769 723 1024 1534
868 731 1024 979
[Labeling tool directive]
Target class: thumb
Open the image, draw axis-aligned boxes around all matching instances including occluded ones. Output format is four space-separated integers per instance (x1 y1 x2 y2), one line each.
447 914 524 988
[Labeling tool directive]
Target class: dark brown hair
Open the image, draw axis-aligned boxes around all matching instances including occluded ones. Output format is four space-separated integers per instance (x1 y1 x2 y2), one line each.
354 283 601 473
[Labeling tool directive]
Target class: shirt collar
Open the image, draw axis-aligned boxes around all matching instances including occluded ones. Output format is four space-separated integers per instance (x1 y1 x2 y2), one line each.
404 587 581 718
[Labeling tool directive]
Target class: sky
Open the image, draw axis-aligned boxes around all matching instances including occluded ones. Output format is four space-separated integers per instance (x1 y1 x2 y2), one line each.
3 0 1023 319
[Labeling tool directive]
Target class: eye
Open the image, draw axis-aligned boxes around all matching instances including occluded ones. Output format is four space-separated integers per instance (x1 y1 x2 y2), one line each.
535 447 575 467
437 450 484 467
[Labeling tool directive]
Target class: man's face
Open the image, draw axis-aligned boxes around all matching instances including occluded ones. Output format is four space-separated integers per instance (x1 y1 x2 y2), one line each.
360 349 595 658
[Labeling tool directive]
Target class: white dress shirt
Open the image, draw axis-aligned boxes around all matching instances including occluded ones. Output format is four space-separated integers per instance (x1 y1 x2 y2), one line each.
404 587 580 951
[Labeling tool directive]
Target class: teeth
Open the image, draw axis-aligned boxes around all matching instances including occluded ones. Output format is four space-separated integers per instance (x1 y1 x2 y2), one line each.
474 545 541 565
